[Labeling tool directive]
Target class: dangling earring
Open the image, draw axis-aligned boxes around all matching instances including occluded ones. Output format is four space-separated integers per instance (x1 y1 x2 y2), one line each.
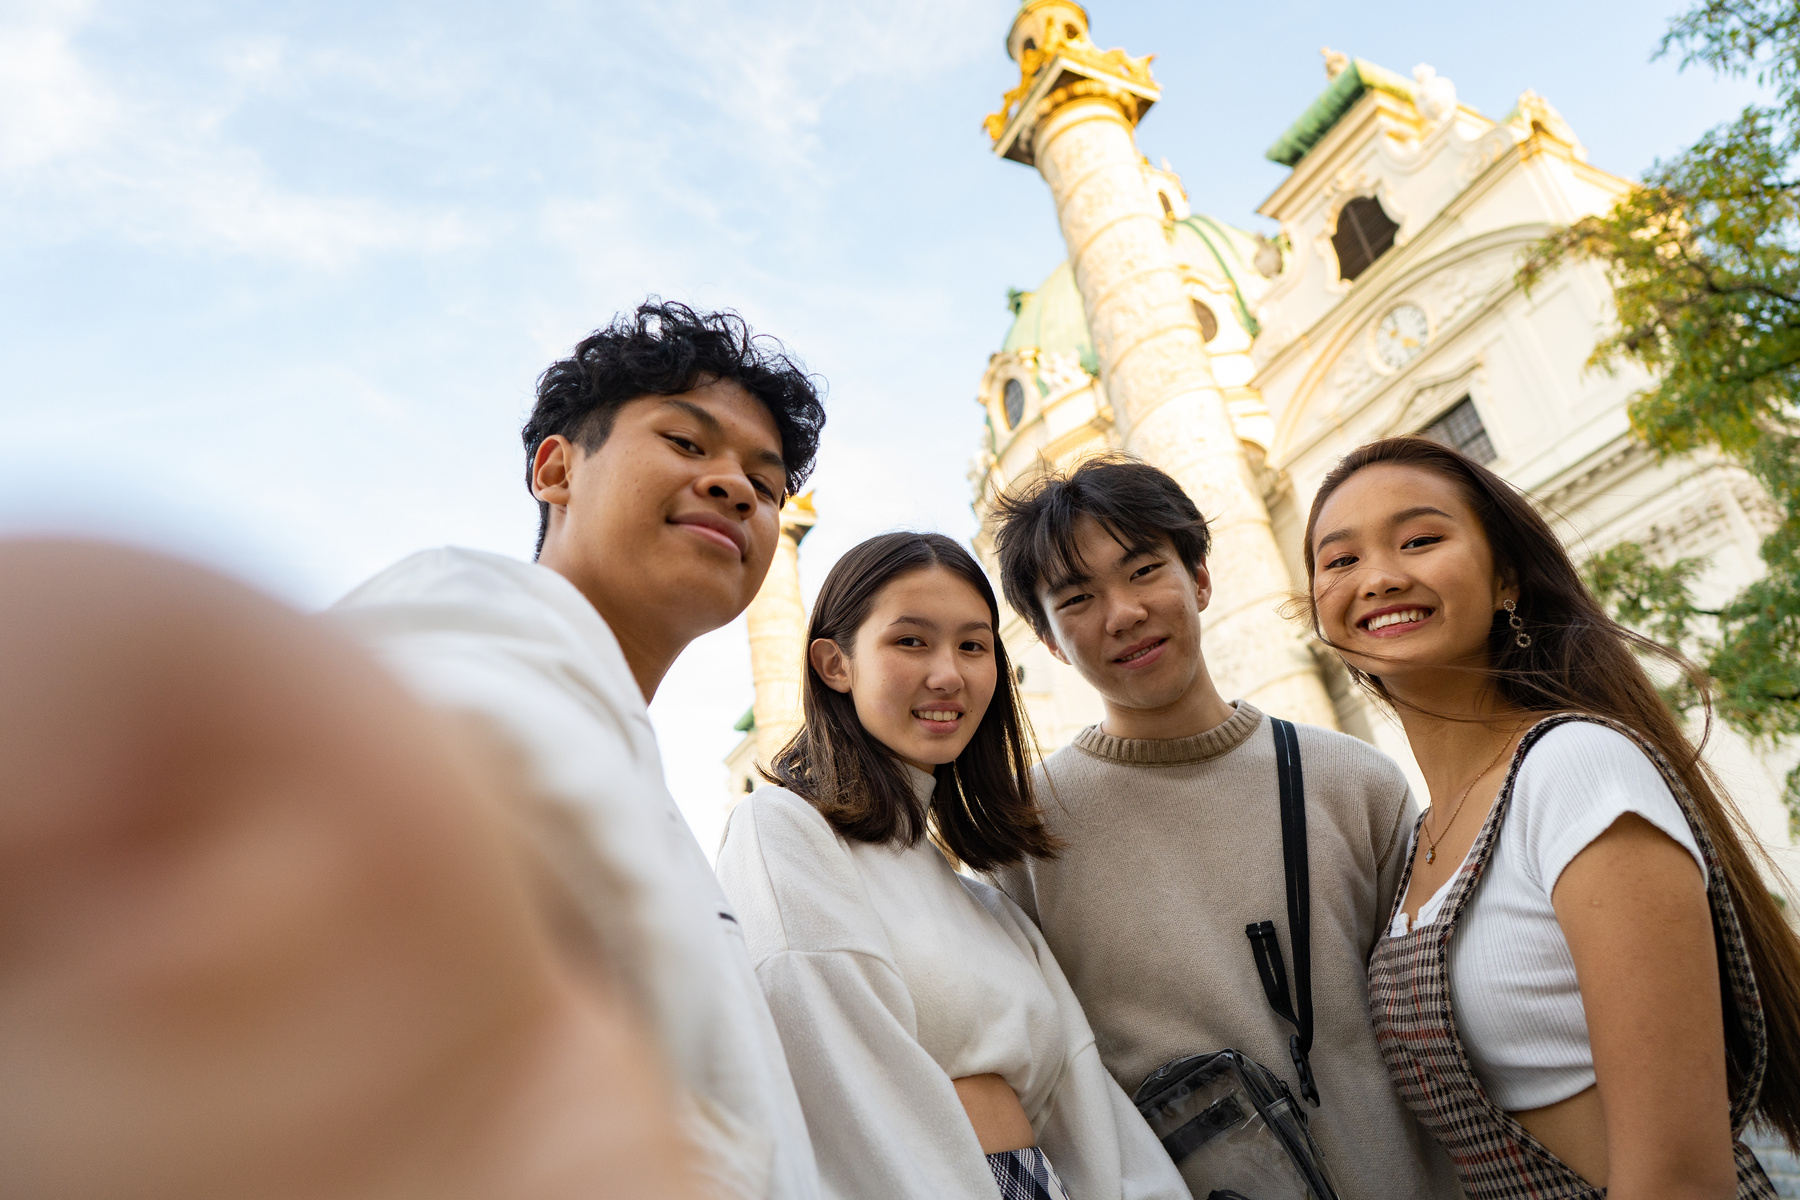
1502 598 1531 648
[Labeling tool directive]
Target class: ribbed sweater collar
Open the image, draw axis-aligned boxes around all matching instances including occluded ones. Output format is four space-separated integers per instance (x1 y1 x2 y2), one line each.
1072 699 1263 766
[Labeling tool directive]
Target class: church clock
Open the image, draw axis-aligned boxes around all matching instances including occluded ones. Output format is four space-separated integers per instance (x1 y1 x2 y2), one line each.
1374 304 1429 370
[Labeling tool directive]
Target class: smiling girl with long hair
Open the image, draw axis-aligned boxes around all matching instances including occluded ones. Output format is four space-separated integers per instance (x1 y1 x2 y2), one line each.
715 532 1188 1200
1300 436 1799 1200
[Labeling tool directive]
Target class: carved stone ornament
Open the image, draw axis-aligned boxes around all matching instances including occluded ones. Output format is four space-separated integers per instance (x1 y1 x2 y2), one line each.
1510 89 1588 162
1411 64 1457 123
985 6 1158 143
1457 126 1515 186
1037 349 1090 395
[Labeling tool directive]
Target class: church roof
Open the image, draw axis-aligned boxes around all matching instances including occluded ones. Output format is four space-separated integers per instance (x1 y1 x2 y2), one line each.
1265 57 1415 167
1002 260 1098 372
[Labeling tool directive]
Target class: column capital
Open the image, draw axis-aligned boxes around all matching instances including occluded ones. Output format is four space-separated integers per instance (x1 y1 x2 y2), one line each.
984 1 1158 167
779 491 817 546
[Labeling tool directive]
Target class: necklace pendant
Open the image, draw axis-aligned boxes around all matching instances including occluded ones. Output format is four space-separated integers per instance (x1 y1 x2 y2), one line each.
1425 847 1436 864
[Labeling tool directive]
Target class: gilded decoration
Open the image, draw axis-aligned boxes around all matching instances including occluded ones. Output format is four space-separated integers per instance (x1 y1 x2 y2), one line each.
983 11 1157 143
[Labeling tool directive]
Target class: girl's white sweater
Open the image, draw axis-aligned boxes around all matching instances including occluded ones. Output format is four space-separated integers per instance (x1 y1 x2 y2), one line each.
716 767 1190 1200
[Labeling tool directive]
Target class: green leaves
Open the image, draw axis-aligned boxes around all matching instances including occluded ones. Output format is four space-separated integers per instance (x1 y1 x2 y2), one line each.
1582 542 1709 650
1525 0 1800 833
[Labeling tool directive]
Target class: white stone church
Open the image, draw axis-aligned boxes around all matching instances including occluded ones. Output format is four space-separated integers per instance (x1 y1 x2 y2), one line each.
729 1 1797 886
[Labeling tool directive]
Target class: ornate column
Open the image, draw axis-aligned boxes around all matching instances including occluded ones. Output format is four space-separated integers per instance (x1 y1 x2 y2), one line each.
745 494 817 763
986 2 1335 725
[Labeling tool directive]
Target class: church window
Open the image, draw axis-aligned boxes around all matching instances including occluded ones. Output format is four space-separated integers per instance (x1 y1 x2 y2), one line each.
1419 396 1496 464
1022 37 1037 51
1191 299 1219 343
1003 377 1027 429
1332 195 1399 282
1159 191 1174 218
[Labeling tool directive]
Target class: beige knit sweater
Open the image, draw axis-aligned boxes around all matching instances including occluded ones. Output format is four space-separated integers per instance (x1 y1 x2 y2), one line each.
992 700 1462 1200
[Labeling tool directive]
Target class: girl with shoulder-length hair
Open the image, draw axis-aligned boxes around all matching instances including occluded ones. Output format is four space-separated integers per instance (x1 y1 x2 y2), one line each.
1299 435 1800 1200
715 531 1190 1200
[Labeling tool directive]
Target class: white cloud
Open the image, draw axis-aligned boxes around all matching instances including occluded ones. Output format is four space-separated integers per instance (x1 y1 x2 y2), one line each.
635 0 1003 170
0 4 477 264
0 12 112 167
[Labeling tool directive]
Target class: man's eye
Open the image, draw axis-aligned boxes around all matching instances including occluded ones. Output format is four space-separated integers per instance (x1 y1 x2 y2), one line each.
1402 535 1443 550
666 434 702 454
751 478 776 500
1056 593 1090 610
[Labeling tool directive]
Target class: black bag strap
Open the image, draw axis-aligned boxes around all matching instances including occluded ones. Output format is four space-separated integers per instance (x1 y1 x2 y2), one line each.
1245 716 1319 1106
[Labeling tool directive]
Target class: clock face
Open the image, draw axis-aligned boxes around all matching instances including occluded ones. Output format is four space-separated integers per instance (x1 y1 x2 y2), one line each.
1375 304 1429 370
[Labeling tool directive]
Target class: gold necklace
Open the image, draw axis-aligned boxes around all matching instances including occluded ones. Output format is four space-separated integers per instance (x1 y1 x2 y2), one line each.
1422 730 1519 865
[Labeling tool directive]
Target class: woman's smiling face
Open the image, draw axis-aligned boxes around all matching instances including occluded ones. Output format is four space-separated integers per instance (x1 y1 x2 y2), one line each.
1310 462 1515 695
809 564 998 773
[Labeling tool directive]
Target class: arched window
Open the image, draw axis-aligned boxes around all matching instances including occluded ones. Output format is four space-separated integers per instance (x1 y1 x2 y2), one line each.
1159 191 1174 218
1332 195 1399 282
1419 396 1496 464
1003 378 1027 429
1191 299 1219 343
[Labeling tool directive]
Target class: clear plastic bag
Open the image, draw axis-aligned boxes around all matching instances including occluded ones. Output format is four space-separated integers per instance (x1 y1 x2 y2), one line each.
1134 1050 1339 1200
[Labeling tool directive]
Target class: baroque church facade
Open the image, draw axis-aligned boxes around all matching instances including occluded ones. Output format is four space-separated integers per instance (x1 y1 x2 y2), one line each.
729 1 1797 881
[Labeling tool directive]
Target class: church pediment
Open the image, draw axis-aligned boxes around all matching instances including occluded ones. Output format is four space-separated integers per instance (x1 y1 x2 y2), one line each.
1265 224 1551 464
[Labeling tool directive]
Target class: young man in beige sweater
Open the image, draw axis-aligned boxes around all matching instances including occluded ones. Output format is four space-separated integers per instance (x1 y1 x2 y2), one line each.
988 456 1460 1200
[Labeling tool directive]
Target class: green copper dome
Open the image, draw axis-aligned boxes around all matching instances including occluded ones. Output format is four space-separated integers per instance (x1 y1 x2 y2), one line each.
1002 261 1099 376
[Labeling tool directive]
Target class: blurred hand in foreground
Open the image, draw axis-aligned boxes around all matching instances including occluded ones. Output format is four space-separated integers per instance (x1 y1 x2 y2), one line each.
0 540 698 1200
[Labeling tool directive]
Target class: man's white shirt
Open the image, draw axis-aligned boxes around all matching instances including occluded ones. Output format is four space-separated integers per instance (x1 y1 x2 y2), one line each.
331 547 820 1200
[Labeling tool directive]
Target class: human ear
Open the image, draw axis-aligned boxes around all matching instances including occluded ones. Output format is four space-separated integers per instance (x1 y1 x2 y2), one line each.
1035 600 1072 666
1493 565 1520 610
1192 561 1214 614
532 436 576 505
809 638 853 694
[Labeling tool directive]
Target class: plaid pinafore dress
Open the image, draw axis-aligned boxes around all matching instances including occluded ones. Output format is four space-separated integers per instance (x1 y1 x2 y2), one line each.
1367 714 1777 1199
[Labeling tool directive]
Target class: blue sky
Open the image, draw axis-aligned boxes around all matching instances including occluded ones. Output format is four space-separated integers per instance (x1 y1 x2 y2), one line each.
0 0 1767 850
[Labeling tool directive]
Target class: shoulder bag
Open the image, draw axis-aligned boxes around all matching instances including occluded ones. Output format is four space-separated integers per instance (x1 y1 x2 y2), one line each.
1132 717 1341 1200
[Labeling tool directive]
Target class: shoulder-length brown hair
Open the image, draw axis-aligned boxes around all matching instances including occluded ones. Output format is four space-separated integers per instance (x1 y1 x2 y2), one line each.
1298 435 1800 1148
765 531 1058 871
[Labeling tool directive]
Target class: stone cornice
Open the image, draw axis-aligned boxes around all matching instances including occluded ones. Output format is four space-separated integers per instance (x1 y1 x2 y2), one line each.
1529 433 1645 511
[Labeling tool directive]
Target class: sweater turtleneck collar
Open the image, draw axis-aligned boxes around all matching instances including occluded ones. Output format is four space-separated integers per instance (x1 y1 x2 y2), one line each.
1073 699 1263 766
900 761 939 806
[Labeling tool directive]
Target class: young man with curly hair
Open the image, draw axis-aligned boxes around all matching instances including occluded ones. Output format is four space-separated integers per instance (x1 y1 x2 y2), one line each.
332 300 827 1200
0 302 826 1200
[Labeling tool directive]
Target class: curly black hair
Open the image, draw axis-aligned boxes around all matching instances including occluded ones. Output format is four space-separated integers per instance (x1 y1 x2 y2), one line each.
522 299 826 555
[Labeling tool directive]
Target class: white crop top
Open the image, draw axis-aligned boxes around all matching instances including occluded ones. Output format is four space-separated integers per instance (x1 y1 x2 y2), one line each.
1387 722 1707 1111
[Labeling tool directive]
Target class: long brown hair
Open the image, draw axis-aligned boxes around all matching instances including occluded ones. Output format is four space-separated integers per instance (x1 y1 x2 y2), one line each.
1299 436 1800 1147
766 531 1058 871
